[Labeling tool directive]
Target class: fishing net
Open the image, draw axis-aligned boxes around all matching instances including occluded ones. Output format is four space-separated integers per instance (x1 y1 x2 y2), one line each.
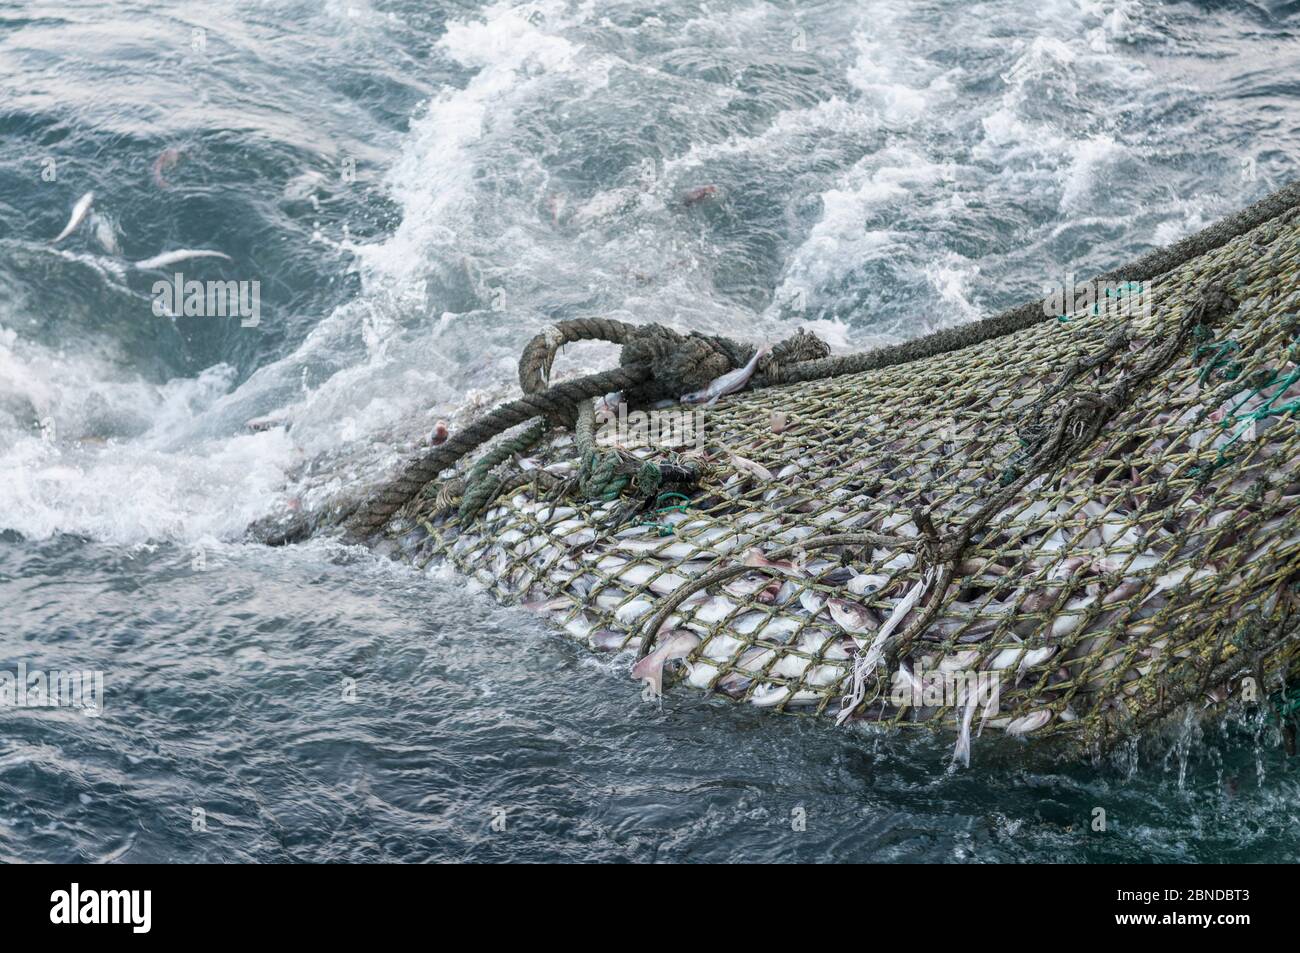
335 187 1300 757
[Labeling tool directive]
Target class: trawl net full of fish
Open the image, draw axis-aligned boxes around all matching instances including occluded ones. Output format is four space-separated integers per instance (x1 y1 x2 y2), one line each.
287 188 1300 763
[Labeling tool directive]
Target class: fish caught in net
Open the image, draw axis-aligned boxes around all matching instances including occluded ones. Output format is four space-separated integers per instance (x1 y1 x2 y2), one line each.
260 181 1300 761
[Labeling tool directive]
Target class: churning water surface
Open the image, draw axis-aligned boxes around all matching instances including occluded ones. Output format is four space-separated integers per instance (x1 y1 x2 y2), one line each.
1 0 1299 862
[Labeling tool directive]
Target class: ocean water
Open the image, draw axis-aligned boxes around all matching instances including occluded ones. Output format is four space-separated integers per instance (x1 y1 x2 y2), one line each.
2 0 1299 862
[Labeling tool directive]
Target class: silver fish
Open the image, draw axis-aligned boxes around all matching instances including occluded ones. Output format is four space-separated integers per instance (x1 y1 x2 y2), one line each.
798 589 825 615
847 572 889 595
724 574 774 598
989 645 1054 673
610 537 716 560
152 147 184 189
952 696 978 768
728 453 774 481
749 683 793 707
827 597 876 634
755 576 782 604
52 191 94 243
89 211 120 255
522 595 571 613
133 249 232 270
681 344 771 406
836 569 936 726
1005 709 1053 735
690 596 739 625
594 391 622 420
614 598 655 625
592 630 637 652
246 414 288 433
717 647 776 695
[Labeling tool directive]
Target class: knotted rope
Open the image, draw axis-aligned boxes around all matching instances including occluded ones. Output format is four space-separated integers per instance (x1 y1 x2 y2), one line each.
330 322 830 541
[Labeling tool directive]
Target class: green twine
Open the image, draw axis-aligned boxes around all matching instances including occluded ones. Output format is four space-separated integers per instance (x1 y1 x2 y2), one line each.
573 398 631 501
579 448 629 501
633 461 662 498
1194 339 1242 385
1189 340 1300 480
1205 364 1300 474
638 492 692 536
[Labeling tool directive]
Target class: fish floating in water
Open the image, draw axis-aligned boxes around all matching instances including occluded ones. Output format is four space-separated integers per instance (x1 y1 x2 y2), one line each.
681 185 719 206
247 414 289 433
46 185 229 274
52 191 95 243
152 147 184 189
132 249 232 270
89 211 120 255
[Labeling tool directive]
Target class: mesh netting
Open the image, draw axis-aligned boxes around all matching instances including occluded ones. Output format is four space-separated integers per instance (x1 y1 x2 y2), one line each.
387 208 1300 755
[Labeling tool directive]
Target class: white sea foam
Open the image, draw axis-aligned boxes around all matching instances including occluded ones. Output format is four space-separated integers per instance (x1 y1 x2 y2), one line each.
768 0 1171 333
0 324 295 542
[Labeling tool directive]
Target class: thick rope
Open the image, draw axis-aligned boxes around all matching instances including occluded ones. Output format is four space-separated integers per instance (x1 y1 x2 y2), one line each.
574 400 630 501
336 325 826 541
518 318 639 395
436 466 562 517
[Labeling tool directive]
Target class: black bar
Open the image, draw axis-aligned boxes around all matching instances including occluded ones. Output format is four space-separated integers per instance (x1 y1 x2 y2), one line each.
0 863 1280 939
